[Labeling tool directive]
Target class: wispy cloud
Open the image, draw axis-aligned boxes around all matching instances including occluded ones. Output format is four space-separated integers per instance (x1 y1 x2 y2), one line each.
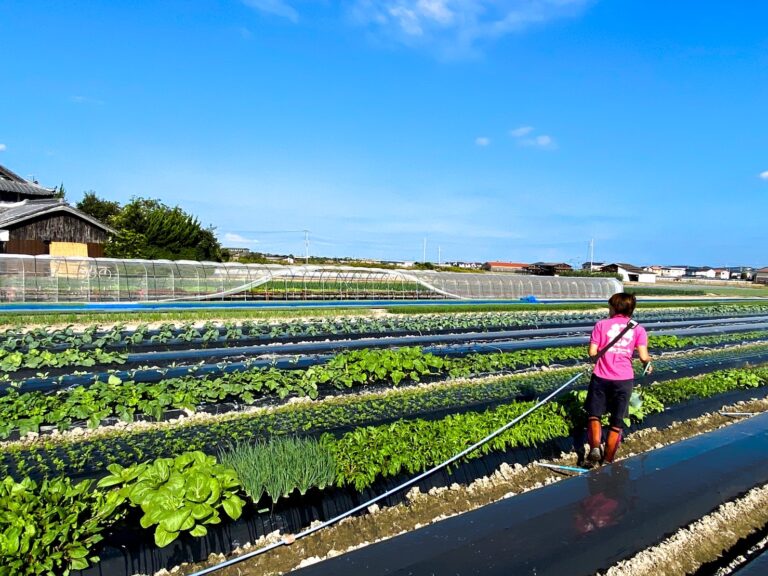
70 95 105 106
0 144 6 152
509 126 533 137
242 0 299 22
521 134 556 149
510 126 557 149
349 0 592 55
475 136 490 146
223 232 260 245
759 170 768 180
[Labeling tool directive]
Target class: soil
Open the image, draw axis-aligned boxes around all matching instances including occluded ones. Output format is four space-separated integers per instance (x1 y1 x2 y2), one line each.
163 396 768 576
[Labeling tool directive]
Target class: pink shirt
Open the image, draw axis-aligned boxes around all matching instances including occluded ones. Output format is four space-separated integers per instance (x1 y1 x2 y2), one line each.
590 315 648 381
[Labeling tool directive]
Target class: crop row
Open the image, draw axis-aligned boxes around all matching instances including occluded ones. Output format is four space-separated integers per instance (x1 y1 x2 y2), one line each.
0 347 126 374
0 367 580 480
3 340 768 482
4 303 768 353
2 331 766 439
0 325 765 379
4 364 768 575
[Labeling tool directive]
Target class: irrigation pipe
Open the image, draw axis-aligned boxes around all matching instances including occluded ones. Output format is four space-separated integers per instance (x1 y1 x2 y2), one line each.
186 370 585 576
535 462 588 474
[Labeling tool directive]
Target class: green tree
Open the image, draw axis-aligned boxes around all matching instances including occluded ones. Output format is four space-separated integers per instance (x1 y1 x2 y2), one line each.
53 182 66 200
105 197 222 261
76 191 122 224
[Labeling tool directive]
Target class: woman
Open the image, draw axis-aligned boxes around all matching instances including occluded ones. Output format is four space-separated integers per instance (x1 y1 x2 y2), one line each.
585 292 652 466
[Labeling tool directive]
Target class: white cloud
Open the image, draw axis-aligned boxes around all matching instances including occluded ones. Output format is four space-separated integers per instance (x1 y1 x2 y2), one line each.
223 232 260 245
510 126 557 149
242 0 299 22
520 134 557 149
759 170 768 180
0 144 6 152
417 0 455 25
509 126 533 137
475 136 490 146
389 6 423 35
349 0 591 55
70 95 105 105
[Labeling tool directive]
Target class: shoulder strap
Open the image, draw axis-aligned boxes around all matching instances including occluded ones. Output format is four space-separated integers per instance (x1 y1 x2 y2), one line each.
594 319 638 362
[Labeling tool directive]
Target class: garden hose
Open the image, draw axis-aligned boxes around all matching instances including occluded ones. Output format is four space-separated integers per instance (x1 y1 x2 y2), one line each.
186 370 586 576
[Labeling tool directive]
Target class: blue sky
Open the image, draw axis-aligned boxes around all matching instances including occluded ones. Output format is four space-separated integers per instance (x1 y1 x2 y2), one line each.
1 1 767 267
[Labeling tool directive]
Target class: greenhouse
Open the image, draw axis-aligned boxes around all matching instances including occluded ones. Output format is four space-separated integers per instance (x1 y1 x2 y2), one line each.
0 254 622 303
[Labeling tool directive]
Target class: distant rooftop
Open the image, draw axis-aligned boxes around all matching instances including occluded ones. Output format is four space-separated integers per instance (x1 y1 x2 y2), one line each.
0 198 115 233
0 164 55 198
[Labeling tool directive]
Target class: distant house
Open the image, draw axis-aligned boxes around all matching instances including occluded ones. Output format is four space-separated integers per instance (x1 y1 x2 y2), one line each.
712 268 730 280
0 165 114 257
601 263 657 284
754 267 768 285
224 247 251 261
657 266 687 278
526 262 572 276
691 267 717 279
581 261 605 271
729 267 755 280
482 261 529 273
643 265 663 275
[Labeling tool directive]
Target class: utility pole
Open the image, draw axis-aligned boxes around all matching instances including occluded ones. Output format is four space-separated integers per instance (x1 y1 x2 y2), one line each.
423 237 427 263
588 238 595 271
438 246 442 266
303 230 309 264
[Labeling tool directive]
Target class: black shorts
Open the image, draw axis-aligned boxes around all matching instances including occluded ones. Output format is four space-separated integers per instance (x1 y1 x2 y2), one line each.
585 374 634 429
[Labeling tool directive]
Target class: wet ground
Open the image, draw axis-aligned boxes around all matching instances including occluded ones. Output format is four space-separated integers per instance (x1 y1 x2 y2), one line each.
286 412 768 576
732 548 768 575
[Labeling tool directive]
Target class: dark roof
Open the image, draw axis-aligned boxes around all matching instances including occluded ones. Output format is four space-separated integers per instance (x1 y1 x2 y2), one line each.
0 199 115 233
604 263 645 274
530 262 572 268
0 165 55 197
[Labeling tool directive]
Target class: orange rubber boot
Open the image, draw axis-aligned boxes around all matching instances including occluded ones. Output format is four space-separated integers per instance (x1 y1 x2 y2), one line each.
587 416 602 449
603 426 623 463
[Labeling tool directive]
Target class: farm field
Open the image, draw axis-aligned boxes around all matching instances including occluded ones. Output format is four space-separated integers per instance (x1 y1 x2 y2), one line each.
626 281 768 298
2 301 768 576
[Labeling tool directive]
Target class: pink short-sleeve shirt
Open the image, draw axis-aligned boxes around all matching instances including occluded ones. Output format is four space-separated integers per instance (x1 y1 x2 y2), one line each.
591 315 648 381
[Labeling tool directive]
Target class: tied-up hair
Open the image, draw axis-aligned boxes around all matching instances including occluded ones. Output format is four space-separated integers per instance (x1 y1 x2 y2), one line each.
609 292 637 317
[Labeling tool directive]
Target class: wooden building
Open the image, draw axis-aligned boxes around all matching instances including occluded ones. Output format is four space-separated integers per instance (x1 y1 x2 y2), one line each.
601 263 657 283
526 262 573 276
0 165 114 257
755 267 768 285
482 261 529 273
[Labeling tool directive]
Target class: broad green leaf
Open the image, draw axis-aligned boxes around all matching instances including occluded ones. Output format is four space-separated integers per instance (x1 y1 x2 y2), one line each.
154 526 179 548
221 495 245 520
158 508 191 533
